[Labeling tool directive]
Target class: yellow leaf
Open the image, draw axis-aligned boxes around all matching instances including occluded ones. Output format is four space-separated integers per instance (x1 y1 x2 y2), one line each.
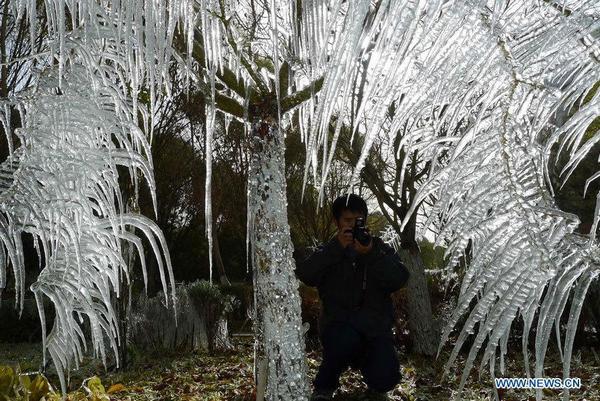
28 375 50 401
106 383 126 394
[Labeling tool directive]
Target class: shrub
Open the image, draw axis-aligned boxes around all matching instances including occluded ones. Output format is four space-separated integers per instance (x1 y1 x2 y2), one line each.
218 282 253 331
127 280 239 355
0 364 118 401
0 365 52 401
187 280 239 353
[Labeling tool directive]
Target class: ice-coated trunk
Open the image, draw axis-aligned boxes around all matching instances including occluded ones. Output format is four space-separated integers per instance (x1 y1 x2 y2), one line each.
247 108 309 401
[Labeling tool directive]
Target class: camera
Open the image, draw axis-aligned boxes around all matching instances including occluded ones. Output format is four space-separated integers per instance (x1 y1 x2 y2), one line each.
352 217 371 246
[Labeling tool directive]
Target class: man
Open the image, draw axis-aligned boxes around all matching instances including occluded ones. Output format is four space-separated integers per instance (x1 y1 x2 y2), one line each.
295 194 410 401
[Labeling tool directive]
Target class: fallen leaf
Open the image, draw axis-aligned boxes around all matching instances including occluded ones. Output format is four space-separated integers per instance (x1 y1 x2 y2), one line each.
107 383 126 394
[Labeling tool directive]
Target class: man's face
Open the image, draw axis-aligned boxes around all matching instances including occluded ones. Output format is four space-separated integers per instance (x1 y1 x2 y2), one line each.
335 209 365 241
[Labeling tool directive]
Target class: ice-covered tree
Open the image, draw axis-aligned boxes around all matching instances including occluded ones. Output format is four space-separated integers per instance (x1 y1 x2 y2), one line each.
296 2 600 401
166 1 600 400
176 3 328 400
0 0 195 393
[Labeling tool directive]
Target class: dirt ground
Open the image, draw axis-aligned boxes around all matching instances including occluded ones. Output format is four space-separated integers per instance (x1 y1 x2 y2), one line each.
1 335 599 401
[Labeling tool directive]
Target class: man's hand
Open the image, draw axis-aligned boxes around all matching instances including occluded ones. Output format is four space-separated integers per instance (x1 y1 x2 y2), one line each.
337 226 372 253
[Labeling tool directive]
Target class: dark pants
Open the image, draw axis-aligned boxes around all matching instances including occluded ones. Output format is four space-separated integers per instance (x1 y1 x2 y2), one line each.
313 320 400 393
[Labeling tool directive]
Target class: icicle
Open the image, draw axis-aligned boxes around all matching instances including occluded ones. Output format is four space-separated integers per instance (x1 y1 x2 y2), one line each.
2 104 12 155
205 105 214 284
269 0 281 122
246 168 252 276
560 269 596 401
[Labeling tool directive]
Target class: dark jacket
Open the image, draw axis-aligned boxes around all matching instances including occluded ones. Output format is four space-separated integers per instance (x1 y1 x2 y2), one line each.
295 236 410 338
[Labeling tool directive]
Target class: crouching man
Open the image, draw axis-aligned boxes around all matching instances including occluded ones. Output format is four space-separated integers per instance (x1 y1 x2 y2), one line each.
295 194 410 401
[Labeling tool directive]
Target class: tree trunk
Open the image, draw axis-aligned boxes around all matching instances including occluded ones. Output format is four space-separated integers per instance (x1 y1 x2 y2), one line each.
337 125 438 356
397 209 439 356
398 245 439 356
247 104 309 401
110 254 130 370
213 227 232 286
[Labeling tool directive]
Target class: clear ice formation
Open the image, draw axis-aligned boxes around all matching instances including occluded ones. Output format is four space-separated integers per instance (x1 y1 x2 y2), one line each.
0 1 599 400
0 0 195 394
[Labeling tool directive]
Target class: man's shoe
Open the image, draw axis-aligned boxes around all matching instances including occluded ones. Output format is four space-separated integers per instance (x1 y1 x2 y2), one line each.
363 388 390 401
309 387 335 401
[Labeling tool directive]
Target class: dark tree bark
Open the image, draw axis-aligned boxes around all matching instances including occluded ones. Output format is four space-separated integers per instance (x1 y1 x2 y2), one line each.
398 212 439 356
212 224 231 286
